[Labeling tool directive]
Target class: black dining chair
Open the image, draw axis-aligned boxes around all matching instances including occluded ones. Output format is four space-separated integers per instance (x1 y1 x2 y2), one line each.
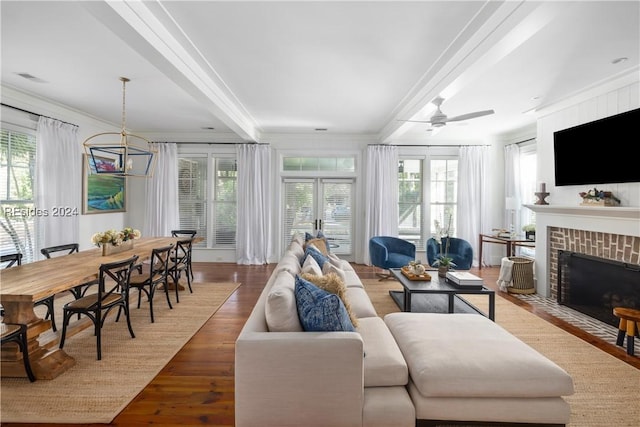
171 230 196 281
41 244 100 299
1 322 36 382
59 255 139 360
1 252 22 268
168 238 194 303
40 243 100 329
1 252 59 331
129 244 174 323
1 253 23 316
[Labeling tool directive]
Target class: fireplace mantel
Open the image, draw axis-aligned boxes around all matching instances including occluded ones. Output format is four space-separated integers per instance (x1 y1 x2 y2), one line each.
523 204 640 298
524 204 640 220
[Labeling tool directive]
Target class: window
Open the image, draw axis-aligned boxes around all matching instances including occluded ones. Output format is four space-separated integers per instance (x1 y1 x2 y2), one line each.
430 158 458 237
398 159 423 248
397 156 459 253
178 156 207 247
1 129 36 262
283 156 355 172
214 158 237 246
519 144 537 230
177 154 236 248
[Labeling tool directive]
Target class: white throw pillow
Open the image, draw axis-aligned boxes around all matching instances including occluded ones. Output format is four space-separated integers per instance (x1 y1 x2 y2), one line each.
322 261 346 282
265 270 303 332
302 254 323 276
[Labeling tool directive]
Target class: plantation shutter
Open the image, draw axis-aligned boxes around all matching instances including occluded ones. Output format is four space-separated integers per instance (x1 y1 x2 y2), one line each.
177 156 207 247
213 158 236 246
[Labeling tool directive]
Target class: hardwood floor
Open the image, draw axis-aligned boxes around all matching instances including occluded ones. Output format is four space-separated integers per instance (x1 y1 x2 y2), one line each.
3 262 638 426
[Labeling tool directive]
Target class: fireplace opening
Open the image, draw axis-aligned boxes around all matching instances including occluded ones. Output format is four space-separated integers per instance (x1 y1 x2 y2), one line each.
557 250 640 327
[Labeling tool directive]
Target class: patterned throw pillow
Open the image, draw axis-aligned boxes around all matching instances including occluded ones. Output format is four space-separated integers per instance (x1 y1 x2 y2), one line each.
294 275 355 332
301 244 329 269
301 272 358 327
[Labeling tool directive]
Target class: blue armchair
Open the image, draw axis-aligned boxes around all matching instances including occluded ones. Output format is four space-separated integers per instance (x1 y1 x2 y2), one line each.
369 236 416 280
426 237 473 270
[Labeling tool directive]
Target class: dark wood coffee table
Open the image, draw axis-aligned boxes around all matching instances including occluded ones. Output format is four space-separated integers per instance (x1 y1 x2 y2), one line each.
389 268 495 320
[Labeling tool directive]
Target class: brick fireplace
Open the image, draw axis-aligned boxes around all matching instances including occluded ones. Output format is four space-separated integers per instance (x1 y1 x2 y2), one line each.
547 228 640 299
524 204 640 298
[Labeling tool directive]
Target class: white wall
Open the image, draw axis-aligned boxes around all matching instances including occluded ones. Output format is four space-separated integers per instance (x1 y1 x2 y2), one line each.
536 76 640 208
2 86 127 252
529 74 640 296
8 73 637 265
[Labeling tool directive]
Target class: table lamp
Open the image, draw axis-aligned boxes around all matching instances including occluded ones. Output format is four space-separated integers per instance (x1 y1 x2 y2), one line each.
505 197 519 237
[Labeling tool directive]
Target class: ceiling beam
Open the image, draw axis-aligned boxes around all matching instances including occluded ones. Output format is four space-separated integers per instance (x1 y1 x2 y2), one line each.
379 0 553 143
84 0 260 142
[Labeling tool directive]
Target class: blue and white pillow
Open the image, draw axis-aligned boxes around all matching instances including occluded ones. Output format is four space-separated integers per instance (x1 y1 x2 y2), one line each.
294 275 355 332
301 244 329 269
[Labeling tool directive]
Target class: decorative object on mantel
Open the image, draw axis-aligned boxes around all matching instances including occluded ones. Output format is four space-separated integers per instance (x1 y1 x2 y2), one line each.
91 227 141 256
534 182 549 205
522 224 536 240
579 187 621 207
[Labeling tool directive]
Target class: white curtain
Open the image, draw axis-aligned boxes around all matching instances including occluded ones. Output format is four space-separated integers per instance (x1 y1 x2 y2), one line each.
458 145 489 267
362 145 398 265
236 144 271 265
504 143 521 235
35 117 81 254
144 143 179 237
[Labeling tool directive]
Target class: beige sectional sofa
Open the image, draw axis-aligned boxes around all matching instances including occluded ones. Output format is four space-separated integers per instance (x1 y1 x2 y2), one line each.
235 234 574 427
235 234 415 427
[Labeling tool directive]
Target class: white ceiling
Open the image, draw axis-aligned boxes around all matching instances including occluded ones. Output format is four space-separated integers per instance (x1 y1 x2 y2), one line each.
1 1 638 143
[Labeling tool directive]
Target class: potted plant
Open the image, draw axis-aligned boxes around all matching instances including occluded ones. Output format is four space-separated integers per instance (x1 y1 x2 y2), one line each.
433 216 456 277
522 224 535 240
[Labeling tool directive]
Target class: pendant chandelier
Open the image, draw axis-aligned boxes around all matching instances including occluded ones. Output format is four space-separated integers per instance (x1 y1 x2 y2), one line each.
83 77 157 177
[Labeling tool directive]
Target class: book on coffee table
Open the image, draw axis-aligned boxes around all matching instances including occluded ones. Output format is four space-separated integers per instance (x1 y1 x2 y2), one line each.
446 271 484 288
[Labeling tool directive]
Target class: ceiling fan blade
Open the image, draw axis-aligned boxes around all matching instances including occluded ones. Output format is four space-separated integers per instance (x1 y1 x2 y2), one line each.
396 119 434 124
445 109 495 122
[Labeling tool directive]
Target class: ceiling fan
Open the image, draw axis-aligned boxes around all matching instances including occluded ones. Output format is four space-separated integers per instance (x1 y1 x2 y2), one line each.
399 96 495 129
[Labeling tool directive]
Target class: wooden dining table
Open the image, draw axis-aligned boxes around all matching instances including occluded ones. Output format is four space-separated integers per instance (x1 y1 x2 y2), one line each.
0 236 182 380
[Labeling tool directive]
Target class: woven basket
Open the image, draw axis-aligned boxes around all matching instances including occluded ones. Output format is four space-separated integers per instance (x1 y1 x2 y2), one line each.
508 256 535 294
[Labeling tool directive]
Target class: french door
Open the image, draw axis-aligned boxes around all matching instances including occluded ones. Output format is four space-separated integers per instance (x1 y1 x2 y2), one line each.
282 178 354 256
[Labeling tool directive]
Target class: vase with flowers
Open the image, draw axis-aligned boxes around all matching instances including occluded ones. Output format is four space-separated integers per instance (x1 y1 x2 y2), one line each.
433 215 456 277
91 227 141 256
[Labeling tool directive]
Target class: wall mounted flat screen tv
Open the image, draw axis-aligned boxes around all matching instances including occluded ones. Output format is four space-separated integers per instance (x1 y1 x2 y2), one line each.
553 108 640 186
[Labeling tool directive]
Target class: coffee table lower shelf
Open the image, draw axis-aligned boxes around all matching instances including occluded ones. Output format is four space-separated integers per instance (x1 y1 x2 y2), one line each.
389 290 492 319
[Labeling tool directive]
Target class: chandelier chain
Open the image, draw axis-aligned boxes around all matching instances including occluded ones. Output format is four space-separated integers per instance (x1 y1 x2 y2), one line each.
120 77 130 132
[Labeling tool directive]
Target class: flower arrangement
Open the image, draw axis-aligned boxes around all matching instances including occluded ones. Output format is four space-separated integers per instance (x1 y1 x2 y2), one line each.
91 227 141 247
579 188 620 204
432 215 455 269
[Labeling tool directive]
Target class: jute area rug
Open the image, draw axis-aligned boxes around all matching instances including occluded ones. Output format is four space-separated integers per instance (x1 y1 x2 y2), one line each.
362 279 640 427
0 281 240 424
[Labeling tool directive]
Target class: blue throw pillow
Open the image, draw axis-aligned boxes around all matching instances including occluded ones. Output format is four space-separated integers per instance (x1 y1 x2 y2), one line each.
294 275 355 332
301 244 329 268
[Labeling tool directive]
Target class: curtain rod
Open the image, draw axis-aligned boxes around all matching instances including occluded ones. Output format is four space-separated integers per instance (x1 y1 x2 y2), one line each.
368 143 491 147
1 103 79 128
505 137 536 146
153 141 269 145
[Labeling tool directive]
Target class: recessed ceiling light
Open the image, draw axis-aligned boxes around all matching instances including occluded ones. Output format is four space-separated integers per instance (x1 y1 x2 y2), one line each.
16 72 47 83
611 57 628 64
314 128 328 131
201 126 215 130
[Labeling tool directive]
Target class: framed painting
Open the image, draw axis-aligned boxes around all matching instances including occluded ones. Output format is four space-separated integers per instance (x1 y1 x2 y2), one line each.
82 154 126 214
